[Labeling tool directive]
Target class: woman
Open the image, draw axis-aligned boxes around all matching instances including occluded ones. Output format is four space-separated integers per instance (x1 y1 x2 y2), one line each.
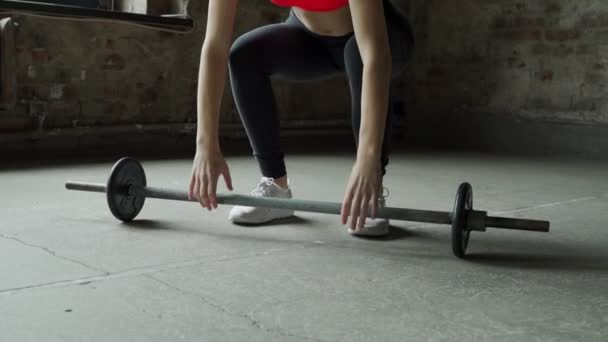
188 0 414 236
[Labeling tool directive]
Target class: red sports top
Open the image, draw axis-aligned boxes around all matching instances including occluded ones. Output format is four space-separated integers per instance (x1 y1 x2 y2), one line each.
271 0 348 12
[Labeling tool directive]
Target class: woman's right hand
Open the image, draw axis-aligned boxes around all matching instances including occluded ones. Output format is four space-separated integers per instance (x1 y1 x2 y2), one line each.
188 147 234 210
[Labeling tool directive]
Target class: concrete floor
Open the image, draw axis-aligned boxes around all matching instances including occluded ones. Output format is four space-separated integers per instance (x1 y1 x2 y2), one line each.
1 150 607 341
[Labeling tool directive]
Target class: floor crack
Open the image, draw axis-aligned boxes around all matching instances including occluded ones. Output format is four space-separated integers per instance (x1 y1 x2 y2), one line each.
0 232 108 274
0 243 323 295
146 275 327 342
491 193 608 216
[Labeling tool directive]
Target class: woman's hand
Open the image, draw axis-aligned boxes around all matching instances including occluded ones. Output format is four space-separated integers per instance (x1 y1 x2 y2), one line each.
188 146 234 210
341 156 382 232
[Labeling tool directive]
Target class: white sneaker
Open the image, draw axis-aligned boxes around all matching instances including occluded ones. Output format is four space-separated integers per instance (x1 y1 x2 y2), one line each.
228 177 294 224
349 186 390 237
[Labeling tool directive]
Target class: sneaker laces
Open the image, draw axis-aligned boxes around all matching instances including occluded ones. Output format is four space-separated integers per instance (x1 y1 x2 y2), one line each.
380 186 389 199
378 186 389 206
249 177 276 197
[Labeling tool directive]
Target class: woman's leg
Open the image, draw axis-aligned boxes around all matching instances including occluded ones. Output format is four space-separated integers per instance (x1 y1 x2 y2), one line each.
343 0 415 176
228 19 340 180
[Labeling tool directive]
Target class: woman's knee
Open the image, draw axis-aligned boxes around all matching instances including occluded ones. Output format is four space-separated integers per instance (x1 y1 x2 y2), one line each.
229 34 257 71
229 24 296 74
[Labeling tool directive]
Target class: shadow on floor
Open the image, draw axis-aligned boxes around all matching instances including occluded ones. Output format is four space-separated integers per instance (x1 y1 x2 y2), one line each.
119 219 606 272
229 216 313 227
348 225 417 241
120 219 176 230
119 216 317 233
465 253 608 272
122 219 419 241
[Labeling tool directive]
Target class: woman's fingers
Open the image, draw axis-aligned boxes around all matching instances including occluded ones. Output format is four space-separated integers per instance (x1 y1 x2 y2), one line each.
222 167 233 191
358 195 369 231
207 165 233 209
202 174 211 210
371 190 378 220
208 172 218 209
190 151 233 211
341 191 353 225
350 193 362 231
349 185 376 231
188 173 196 201
198 175 207 209
193 175 200 201
193 176 205 208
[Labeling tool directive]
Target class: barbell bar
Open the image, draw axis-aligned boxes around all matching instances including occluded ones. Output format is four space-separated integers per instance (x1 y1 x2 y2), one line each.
65 157 550 258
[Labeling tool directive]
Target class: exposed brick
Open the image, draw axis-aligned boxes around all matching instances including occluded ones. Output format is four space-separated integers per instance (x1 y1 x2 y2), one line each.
530 44 547 55
102 83 132 98
102 53 126 70
576 45 595 55
493 16 545 29
138 88 159 104
55 69 71 83
545 2 561 15
584 71 607 85
46 101 81 128
502 2 528 15
28 100 48 118
578 13 608 29
515 16 545 27
0 117 37 132
416 79 442 88
591 29 608 42
103 101 128 116
49 84 66 100
31 48 49 64
428 54 485 65
493 29 542 41
507 55 526 68
426 67 446 78
530 44 581 58
556 46 575 58
535 71 554 82
546 29 582 42
19 85 42 100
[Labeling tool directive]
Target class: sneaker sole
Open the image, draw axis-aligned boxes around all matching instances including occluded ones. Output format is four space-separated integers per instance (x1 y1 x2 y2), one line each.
229 211 295 225
348 225 390 237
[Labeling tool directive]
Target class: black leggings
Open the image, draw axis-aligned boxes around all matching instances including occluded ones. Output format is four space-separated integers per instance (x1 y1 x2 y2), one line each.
228 0 414 178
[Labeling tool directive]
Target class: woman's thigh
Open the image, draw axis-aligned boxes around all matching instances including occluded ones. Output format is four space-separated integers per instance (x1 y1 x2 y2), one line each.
230 22 340 81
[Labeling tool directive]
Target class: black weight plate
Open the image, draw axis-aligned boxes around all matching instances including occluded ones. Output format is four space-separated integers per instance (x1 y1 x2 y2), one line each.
452 182 473 258
106 157 146 222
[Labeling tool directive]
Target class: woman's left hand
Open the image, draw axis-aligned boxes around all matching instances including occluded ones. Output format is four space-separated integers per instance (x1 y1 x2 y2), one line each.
341 156 382 232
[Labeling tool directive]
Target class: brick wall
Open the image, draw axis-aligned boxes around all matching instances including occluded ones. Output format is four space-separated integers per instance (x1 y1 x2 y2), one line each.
407 0 608 125
1 0 607 147
1 0 351 137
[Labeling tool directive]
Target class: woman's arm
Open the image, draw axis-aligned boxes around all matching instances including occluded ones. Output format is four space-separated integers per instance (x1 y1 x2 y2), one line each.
189 0 238 209
341 0 392 230
196 0 239 152
348 0 392 159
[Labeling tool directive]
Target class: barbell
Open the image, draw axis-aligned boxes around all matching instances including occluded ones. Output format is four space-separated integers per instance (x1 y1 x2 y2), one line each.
65 157 550 258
